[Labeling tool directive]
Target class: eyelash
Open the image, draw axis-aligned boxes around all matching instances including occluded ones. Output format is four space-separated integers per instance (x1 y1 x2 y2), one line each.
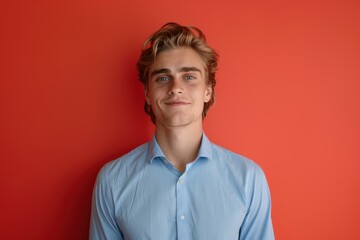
184 75 196 80
158 76 170 82
156 74 197 82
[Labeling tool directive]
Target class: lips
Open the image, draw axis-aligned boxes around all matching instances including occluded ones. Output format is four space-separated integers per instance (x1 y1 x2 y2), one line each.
164 99 191 105
165 101 190 106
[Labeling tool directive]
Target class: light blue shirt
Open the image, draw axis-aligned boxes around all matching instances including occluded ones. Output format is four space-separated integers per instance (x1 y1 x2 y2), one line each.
90 133 274 239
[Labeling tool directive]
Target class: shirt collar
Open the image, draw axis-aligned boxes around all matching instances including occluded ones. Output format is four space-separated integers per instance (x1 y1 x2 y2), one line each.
147 132 213 164
148 135 167 163
196 133 213 161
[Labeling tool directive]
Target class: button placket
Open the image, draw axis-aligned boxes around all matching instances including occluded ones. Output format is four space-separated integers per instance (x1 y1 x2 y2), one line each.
176 175 188 239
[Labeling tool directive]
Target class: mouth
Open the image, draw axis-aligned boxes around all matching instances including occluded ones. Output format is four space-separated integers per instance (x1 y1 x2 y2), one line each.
165 101 190 106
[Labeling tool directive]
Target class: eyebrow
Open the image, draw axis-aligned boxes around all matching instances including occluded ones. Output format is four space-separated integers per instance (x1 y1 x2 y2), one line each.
179 67 202 74
150 67 202 77
150 68 171 77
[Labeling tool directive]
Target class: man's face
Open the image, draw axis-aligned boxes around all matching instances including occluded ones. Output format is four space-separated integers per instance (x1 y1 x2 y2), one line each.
146 47 212 128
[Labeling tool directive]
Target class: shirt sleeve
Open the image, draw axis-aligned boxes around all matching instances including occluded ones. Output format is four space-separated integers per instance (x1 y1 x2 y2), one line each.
239 165 275 240
89 167 123 240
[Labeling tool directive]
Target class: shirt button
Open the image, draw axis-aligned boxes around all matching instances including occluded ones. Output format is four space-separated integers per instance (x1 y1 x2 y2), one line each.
180 215 186 221
178 178 184 184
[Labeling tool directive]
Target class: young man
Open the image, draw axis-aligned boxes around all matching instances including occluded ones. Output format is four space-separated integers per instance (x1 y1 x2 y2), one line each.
90 23 274 240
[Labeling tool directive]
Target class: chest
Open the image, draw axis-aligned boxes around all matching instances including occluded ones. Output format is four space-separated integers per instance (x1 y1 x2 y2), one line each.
113 161 247 240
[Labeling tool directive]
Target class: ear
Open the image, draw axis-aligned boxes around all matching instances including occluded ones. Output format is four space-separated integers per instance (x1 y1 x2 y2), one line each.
145 88 151 105
204 85 212 103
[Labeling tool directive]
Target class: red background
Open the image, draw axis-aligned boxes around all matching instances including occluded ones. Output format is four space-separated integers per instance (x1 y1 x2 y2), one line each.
1 0 359 239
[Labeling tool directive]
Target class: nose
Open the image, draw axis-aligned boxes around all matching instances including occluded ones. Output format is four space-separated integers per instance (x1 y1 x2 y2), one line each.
168 79 184 95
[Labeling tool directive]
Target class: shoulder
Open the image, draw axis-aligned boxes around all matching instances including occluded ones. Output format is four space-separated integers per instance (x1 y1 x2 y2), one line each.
209 142 267 192
211 143 263 174
96 142 150 186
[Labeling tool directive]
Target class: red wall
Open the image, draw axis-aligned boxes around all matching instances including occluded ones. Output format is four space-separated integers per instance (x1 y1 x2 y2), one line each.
1 0 359 239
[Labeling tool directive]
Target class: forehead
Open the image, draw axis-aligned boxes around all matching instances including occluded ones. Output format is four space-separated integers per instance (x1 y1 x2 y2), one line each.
150 47 205 73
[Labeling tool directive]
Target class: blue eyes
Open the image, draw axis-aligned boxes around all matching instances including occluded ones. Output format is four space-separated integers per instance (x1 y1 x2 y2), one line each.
184 75 195 80
157 75 196 82
159 76 170 82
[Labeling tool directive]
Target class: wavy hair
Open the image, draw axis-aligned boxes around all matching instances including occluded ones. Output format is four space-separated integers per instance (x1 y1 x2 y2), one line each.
137 22 218 124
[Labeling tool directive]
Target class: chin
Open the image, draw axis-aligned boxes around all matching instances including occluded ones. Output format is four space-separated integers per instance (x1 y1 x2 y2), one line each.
160 116 202 128
161 120 191 128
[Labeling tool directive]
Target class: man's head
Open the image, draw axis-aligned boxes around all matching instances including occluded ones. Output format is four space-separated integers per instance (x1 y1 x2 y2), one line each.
137 22 218 124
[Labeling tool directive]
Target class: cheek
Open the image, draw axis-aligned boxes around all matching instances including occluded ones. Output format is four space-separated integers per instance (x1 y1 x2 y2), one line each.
148 89 164 103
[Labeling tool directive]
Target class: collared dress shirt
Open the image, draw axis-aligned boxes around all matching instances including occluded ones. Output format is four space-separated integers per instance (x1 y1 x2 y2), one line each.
90 133 274 240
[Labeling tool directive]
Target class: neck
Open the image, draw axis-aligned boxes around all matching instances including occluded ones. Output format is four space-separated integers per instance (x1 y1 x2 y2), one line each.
155 122 203 172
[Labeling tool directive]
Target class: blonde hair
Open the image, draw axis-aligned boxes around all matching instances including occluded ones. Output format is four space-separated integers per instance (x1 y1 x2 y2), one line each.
137 22 218 124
